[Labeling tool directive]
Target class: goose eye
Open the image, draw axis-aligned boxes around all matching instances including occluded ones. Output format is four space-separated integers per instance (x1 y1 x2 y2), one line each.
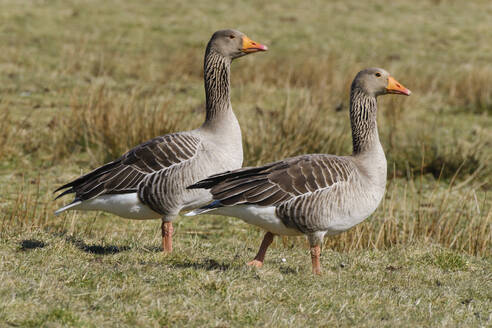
375 72 381 77
229 35 235 39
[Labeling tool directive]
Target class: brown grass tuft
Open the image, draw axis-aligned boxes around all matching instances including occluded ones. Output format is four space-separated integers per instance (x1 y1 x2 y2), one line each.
50 84 200 165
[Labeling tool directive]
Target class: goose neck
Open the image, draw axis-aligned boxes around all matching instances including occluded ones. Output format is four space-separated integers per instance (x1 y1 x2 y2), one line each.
203 49 232 124
350 88 381 155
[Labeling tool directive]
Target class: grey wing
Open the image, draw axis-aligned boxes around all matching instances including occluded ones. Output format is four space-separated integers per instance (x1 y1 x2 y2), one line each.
189 154 356 232
274 155 357 233
55 133 202 208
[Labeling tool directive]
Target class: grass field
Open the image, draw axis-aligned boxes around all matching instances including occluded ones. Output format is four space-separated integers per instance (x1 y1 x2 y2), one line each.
0 0 491 326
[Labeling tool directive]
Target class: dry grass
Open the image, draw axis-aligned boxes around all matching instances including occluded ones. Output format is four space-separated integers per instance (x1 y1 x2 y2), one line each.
52 85 188 163
0 0 491 326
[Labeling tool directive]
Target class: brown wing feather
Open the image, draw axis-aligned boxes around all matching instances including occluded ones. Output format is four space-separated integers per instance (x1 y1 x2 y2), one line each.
190 154 353 208
55 133 201 201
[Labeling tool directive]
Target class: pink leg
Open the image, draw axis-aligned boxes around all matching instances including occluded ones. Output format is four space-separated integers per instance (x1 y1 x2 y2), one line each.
310 245 321 275
247 232 274 268
161 220 174 253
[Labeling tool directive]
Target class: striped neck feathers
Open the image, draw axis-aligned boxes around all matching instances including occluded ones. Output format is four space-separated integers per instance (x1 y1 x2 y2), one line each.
349 87 380 154
203 48 232 123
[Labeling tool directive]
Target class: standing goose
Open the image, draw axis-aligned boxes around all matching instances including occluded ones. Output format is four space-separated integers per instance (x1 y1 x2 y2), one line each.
187 68 411 274
54 29 267 253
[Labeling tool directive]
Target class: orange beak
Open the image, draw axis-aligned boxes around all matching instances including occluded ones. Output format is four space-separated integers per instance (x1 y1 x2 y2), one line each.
242 36 268 53
386 76 411 96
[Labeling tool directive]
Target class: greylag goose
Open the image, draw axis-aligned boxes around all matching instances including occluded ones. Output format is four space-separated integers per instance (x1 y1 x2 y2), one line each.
186 68 411 274
54 29 267 253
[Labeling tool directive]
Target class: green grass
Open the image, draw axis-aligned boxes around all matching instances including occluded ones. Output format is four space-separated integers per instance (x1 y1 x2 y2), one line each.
0 0 491 326
1 219 491 327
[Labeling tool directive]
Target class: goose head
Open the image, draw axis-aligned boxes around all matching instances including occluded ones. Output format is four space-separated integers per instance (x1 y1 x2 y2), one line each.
353 68 411 97
208 29 268 60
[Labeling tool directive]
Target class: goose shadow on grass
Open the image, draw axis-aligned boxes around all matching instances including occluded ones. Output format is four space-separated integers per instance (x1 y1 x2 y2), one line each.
20 239 46 251
65 236 130 255
54 232 229 269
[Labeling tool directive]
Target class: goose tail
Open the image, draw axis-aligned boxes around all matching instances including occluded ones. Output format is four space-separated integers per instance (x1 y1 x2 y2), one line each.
184 200 222 217
54 200 82 216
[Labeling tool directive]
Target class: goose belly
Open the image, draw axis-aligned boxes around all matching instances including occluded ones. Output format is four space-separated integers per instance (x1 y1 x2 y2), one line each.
324 211 374 235
214 205 302 236
324 189 384 235
75 193 161 220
